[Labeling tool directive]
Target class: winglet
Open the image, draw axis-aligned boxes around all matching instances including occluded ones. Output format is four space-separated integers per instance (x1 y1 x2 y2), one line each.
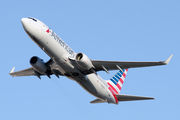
9 67 15 77
164 54 173 65
10 67 15 73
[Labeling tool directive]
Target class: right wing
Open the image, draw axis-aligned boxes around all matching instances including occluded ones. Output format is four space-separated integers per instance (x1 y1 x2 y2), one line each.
116 94 154 101
92 54 173 72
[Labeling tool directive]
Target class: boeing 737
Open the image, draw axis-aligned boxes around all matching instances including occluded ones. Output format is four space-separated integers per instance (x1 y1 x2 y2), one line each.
9 17 173 104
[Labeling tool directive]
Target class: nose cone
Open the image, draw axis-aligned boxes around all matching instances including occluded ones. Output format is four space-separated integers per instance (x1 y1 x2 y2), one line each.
21 18 29 28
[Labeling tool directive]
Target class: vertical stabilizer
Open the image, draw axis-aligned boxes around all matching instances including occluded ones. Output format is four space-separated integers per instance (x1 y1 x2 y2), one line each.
106 69 128 94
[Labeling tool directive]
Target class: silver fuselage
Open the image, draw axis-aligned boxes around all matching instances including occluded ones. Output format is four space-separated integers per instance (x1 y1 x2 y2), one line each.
21 18 117 104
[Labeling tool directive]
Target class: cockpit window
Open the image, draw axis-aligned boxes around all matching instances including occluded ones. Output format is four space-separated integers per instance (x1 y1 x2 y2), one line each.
28 17 37 22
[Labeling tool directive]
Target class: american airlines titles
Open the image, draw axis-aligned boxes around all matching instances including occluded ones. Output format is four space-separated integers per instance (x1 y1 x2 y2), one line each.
51 30 75 57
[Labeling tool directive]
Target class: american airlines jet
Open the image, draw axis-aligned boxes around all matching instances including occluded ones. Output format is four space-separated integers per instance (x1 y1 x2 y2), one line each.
9 17 173 104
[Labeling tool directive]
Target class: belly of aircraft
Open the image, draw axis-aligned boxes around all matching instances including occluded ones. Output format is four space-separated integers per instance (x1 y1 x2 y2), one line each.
75 73 110 101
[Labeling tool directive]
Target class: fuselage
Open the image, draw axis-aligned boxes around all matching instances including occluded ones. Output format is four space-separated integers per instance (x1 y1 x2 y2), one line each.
21 17 118 104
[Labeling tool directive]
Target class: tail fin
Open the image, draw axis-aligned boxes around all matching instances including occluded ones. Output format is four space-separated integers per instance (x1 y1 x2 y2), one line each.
106 69 128 94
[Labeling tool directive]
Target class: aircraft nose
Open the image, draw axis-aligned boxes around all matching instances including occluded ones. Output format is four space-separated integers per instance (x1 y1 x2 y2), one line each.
21 18 29 28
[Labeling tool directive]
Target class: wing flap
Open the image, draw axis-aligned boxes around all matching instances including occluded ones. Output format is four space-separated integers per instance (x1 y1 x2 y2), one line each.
116 94 154 101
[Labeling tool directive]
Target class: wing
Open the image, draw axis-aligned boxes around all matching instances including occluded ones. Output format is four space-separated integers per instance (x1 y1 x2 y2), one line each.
116 94 154 101
10 67 36 77
92 54 173 72
9 59 64 78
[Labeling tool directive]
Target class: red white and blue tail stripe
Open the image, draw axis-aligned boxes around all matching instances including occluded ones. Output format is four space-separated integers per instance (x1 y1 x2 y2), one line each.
107 69 128 94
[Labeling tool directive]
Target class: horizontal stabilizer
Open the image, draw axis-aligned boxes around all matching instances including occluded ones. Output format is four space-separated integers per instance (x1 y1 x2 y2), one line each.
90 99 107 104
116 94 154 101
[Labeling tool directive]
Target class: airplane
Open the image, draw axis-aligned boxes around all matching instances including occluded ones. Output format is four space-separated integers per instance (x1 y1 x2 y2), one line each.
9 17 173 104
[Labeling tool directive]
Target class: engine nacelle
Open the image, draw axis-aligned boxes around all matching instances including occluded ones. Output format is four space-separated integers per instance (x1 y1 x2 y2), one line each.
30 56 47 74
75 53 94 70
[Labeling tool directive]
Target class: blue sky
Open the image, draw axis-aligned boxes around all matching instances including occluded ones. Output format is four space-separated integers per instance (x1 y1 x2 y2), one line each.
1 0 179 120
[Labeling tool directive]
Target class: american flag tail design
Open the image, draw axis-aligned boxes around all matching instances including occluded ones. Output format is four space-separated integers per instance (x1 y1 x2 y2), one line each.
107 69 128 94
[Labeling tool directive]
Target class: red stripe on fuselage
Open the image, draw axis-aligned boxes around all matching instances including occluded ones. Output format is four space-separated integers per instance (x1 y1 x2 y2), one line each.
113 94 119 104
107 84 119 104
107 82 118 94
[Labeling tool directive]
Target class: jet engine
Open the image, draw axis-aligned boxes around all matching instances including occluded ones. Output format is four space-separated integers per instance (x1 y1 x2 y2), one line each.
30 56 48 74
75 53 94 70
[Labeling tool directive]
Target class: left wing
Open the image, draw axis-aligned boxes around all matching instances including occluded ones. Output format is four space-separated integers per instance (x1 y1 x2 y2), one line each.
9 67 37 77
116 94 154 101
9 59 64 78
92 54 173 72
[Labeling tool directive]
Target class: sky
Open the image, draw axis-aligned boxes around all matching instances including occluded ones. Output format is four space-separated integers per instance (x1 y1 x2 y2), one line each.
0 0 179 120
